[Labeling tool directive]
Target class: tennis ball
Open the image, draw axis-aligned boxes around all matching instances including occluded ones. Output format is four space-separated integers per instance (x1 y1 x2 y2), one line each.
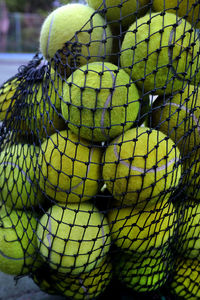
182 149 200 199
102 127 181 208
87 0 149 29
153 0 200 28
39 4 113 76
151 85 200 156
114 252 170 292
176 201 200 260
108 199 177 254
0 77 20 121
0 206 40 275
36 202 111 275
22 69 66 140
0 143 44 209
37 130 102 203
121 12 200 95
55 257 112 299
170 258 200 299
61 62 140 142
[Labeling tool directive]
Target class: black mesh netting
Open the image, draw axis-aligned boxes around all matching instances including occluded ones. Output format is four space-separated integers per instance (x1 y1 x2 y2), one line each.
0 0 200 299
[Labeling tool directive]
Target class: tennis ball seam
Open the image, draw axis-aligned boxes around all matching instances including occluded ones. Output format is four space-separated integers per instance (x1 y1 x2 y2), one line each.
168 18 193 81
161 102 200 135
41 147 96 195
113 139 177 173
0 161 33 184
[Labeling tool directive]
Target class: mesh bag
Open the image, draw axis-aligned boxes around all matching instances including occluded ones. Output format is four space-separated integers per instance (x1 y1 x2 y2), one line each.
0 0 200 299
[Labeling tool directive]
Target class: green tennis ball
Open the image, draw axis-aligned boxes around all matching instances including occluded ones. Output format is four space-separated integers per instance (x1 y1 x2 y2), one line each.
102 127 181 208
0 143 44 209
39 4 113 76
37 130 102 203
170 258 200 299
22 69 66 140
182 149 200 199
108 199 177 254
0 206 40 275
55 257 112 299
114 252 170 292
61 62 140 142
36 202 111 275
86 0 149 29
0 77 20 121
153 0 200 28
121 12 200 95
151 85 200 156
177 201 200 260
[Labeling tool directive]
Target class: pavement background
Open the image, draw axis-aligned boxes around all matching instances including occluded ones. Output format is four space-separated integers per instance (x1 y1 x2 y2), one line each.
0 53 65 300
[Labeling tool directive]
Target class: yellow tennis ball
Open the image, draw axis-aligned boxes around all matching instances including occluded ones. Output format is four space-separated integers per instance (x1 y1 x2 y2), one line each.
22 69 66 139
37 130 102 203
55 257 112 299
0 143 44 209
0 206 40 275
0 77 20 121
170 257 200 299
176 201 200 260
36 202 111 275
102 127 181 208
153 0 200 28
61 62 140 142
151 85 200 156
121 12 200 95
39 4 113 76
86 0 149 29
108 199 177 254
182 149 200 199
114 252 171 292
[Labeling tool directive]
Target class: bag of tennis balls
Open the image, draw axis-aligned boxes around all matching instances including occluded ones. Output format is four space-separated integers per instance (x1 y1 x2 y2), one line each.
1 1 200 298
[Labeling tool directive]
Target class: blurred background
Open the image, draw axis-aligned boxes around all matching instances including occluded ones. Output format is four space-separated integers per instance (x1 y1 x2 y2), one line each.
0 0 85 85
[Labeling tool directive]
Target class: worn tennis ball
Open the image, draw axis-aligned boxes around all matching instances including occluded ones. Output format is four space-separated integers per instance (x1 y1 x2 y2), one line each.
115 252 170 292
0 77 20 121
61 62 140 142
153 0 200 28
0 143 43 209
170 258 200 299
121 12 200 95
102 127 181 208
37 202 111 275
151 85 200 156
39 4 113 76
108 199 177 254
55 257 112 299
87 0 149 29
176 201 200 260
0 206 40 275
37 130 102 203
22 69 66 140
